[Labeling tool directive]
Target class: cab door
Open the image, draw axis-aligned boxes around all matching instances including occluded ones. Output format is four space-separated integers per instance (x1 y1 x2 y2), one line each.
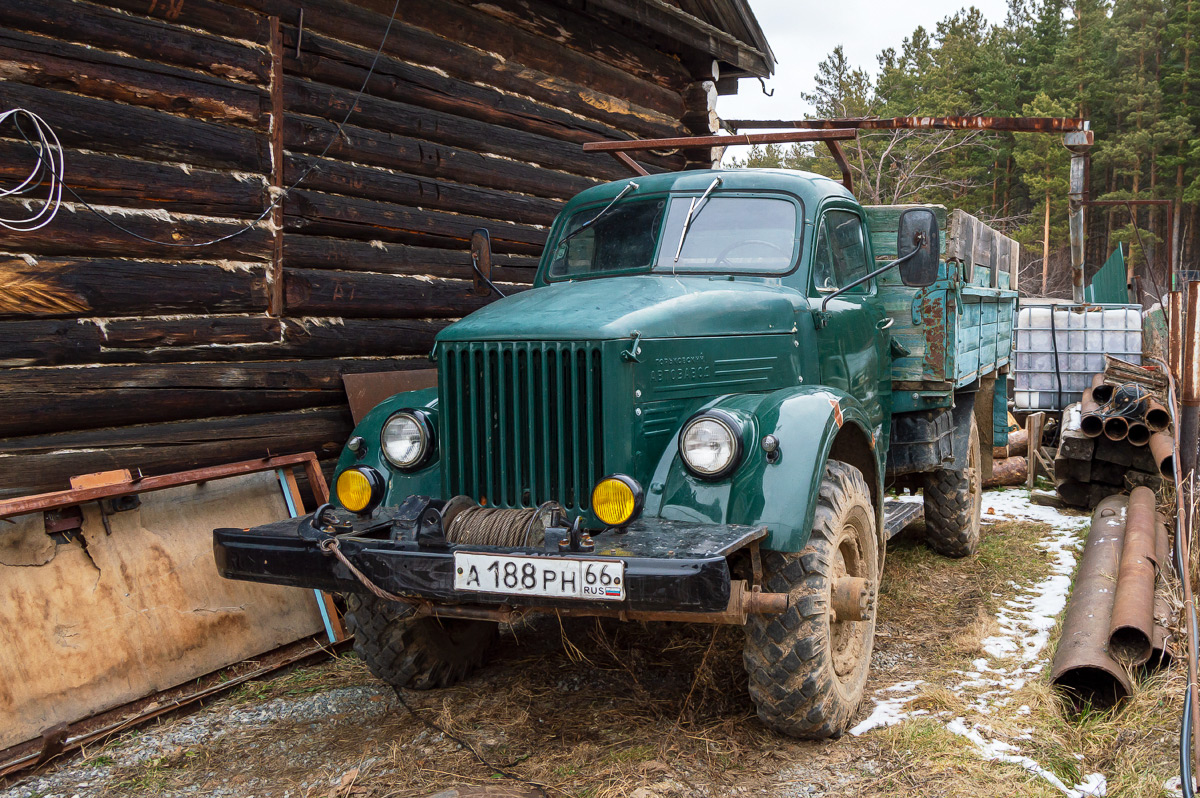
809 207 890 441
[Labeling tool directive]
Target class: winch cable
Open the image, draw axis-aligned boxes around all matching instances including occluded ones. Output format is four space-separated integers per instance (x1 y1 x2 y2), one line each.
318 537 417 605
446 503 562 548
3 0 402 248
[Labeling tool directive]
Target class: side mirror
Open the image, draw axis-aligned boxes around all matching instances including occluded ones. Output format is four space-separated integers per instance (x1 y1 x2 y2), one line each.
896 209 940 287
469 228 492 297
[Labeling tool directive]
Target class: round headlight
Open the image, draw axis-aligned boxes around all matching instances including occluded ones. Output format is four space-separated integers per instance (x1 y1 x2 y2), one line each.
592 474 644 528
381 410 434 469
679 411 743 479
336 467 384 514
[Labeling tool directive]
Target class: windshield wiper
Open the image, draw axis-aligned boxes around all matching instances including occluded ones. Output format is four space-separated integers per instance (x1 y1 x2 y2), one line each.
673 176 722 263
555 180 639 254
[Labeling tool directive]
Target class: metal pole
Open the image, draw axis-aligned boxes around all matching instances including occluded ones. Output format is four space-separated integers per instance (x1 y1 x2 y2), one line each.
1065 130 1092 303
1182 281 1200 482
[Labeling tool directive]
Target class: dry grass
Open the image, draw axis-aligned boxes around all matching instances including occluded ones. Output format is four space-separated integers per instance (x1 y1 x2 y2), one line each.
97 511 1190 798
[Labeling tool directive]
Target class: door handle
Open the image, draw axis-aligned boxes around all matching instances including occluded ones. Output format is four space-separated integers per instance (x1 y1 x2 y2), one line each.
877 317 895 330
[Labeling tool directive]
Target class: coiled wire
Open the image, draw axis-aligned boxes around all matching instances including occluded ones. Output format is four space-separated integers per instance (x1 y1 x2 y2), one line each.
0 108 63 232
446 502 562 548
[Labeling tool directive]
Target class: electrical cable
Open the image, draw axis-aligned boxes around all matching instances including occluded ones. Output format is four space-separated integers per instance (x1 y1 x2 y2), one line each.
2 0 401 248
0 109 63 232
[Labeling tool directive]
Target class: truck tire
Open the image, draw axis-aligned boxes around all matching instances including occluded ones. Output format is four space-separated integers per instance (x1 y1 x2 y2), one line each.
345 594 497 689
922 414 983 558
743 459 879 739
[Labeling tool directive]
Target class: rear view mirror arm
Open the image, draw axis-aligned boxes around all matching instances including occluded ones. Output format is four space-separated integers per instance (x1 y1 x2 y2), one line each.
817 239 923 316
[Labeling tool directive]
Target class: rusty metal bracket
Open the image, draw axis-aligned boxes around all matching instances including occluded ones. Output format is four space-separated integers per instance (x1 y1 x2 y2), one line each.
749 539 764 593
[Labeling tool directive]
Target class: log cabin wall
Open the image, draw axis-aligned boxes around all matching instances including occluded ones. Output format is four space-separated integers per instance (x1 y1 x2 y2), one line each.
0 0 772 498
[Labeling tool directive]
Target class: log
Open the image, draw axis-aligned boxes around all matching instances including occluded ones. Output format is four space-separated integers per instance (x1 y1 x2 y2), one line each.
283 269 526 318
0 142 267 217
283 190 547 255
283 115 595 201
0 27 266 126
0 82 268 172
993 428 1028 459
100 0 271 42
0 199 271 263
285 27 682 143
984 456 1027 488
0 408 354 499
284 154 561 227
241 0 685 117
0 0 270 83
283 235 537 281
279 318 448 358
283 77 664 182
0 257 269 320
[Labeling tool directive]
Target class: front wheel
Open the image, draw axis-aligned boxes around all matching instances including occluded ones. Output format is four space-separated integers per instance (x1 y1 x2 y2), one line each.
743 459 879 738
345 594 497 690
922 414 983 558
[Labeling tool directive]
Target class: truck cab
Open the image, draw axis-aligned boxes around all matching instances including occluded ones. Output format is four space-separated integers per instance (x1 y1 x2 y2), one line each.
216 168 1017 739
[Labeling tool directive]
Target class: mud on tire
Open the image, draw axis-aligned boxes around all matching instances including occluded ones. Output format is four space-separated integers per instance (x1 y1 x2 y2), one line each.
922 414 983 559
743 459 879 739
345 594 497 690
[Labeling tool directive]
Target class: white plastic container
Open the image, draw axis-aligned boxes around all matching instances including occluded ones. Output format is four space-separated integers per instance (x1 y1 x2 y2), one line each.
1013 302 1142 411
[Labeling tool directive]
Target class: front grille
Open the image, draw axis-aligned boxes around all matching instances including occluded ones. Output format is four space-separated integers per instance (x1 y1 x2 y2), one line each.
439 341 604 514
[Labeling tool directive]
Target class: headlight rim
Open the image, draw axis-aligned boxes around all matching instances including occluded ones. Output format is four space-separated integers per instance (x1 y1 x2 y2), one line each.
380 408 436 470
678 409 745 480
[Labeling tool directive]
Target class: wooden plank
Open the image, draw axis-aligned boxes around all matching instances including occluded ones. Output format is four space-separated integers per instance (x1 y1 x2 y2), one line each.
945 209 1020 288
284 154 561 227
99 0 272 42
283 235 538 281
0 257 269 320
0 82 269 172
283 268 526 317
0 199 271 263
1026 412 1046 489
283 77 667 181
0 472 324 748
0 0 271 83
285 27 683 142
283 190 547 255
0 142 267 217
0 27 267 126
0 407 354 499
283 114 595 201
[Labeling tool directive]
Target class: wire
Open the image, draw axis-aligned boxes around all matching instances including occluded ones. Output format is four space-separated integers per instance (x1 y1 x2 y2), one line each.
2 0 401 248
0 109 63 232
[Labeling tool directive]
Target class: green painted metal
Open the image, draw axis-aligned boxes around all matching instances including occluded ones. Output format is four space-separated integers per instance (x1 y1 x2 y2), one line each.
1085 245 1129 304
325 168 1017 555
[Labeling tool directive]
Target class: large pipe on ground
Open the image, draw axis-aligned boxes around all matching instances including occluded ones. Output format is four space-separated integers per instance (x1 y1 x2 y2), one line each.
1151 431 1176 481
1091 373 1114 404
1127 421 1151 447
1080 388 1104 438
1146 399 1171 433
1108 486 1159 666
1051 495 1133 706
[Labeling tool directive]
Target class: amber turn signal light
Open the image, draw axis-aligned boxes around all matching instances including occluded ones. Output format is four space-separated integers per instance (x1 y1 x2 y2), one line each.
591 474 644 529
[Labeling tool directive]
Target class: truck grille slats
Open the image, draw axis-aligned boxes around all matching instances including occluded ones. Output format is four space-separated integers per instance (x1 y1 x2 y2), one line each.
440 342 603 514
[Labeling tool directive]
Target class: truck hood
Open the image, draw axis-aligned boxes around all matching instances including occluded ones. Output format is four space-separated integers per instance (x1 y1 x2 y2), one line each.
438 275 802 342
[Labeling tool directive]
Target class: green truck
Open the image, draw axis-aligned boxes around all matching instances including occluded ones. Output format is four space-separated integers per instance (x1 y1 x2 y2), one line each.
216 166 1017 738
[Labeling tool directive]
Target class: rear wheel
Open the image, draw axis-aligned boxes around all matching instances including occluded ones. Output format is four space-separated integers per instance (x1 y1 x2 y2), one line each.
922 414 983 558
743 459 879 738
345 594 497 689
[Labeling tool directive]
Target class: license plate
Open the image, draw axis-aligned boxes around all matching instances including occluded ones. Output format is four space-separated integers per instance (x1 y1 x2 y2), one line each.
453 552 625 601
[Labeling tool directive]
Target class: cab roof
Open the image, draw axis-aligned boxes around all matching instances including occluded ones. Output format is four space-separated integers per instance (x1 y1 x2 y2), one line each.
561 168 857 222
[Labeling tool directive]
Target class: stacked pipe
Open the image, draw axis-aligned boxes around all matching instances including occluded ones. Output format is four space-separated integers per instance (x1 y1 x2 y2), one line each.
1052 488 1174 707
1055 369 1174 509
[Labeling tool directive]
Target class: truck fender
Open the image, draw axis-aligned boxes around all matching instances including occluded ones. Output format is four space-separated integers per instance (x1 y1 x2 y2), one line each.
946 390 977 472
643 387 884 554
331 388 441 507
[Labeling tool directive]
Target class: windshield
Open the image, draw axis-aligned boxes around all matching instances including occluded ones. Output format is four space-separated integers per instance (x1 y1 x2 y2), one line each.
547 195 799 279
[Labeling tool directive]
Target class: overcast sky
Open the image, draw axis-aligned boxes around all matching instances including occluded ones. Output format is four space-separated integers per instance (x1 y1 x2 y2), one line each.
718 0 1012 158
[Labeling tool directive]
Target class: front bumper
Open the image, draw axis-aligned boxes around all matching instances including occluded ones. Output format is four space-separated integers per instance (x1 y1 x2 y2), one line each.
214 508 767 614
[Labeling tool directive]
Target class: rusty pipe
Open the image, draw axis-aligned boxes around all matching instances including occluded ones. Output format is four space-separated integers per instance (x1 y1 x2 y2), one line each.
1052 495 1133 706
1181 282 1200 481
1108 486 1159 666
1127 421 1152 447
1103 415 1129 441
1146 399 1171 432
1151 431 1176 481
1081 388 1104 438
1091 373 1114 404
1169 290 1184 383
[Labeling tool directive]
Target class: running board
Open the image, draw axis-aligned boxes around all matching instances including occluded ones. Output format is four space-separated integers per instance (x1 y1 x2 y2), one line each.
884 499 924 539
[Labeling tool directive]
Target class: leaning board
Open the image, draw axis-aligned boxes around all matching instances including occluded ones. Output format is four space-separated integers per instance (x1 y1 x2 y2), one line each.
0 471 324 749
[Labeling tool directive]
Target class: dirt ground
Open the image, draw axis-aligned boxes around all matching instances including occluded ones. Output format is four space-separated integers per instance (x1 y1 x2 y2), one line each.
1 489 1187 798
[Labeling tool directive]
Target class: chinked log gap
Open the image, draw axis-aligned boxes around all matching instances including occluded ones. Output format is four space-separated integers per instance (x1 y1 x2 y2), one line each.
583 129 859 189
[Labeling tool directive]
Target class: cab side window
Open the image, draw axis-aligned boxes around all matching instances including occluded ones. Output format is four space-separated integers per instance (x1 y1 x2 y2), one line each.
812 210 870 294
